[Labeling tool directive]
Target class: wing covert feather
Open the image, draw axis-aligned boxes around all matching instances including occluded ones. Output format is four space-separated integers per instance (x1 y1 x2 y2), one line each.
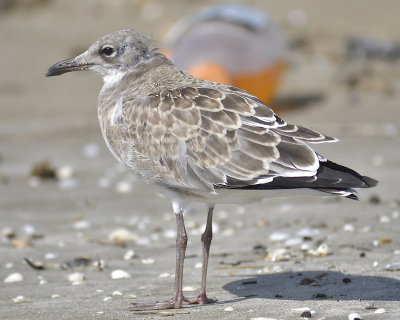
116 85 337 192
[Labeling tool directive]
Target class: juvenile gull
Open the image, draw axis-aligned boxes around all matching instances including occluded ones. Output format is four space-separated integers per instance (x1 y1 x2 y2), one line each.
46 29 377 310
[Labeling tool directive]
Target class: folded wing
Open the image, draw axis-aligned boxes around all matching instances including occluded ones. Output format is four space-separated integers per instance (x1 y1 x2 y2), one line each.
118 84 339 193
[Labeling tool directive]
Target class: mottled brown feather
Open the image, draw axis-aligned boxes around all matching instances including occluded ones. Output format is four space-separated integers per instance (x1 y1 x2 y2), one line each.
98 54 336 192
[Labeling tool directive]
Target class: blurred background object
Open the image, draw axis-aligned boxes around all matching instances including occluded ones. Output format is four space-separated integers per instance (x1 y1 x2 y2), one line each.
162 4 287 105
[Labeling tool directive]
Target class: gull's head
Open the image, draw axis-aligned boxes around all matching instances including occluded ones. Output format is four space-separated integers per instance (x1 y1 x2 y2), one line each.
46 29 153 81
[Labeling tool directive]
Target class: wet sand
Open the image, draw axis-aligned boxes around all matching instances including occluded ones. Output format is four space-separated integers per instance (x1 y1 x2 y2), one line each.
1 1 399 319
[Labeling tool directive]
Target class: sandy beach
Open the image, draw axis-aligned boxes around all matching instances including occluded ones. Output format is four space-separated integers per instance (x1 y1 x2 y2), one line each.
1 1 399 319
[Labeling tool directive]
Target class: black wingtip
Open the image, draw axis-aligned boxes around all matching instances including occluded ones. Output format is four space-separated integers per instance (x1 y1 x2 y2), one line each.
361 176 378 188
346 193 359 201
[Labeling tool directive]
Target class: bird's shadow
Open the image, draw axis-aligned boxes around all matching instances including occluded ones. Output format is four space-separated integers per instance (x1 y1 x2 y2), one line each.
223 270 400 301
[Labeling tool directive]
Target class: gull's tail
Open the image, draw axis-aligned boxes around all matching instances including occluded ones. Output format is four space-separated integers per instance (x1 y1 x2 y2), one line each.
232 160 378 200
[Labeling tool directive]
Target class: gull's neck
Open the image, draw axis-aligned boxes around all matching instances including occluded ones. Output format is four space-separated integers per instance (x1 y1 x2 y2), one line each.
102 69 127 88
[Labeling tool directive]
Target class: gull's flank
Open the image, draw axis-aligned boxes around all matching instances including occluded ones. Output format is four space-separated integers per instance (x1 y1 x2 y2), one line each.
46 29 377 311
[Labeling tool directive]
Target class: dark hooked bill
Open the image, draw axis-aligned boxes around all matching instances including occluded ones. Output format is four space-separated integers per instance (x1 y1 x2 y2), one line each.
46 58 90 77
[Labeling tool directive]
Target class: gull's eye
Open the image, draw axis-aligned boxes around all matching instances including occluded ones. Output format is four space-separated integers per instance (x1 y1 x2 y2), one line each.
101 46 115 56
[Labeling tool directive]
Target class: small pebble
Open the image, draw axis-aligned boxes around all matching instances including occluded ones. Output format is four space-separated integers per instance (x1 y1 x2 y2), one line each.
384 262 400 271
309 243 330 256
284 237 302 247
372 239 380 247
380 237 392 244
12 295 28 303
159 273 170 278
300 243 311 251
111 269 131 280
361 226 371 233
22 224 37 236
224 306 234 312
272 265 284 272
182 286 196 292
108 228 139 242
73 220 90 230
96 289 104 293
44 252 57 260
256 218 268 227
68 273 84 285
348 313 362 320
1 227 16 240
115 181 132 194
292 307 311 312
56 165 74 180
342 277 352 284
379 215 391 224
365 302 376 310
31 160 56 179
194 262 202 269
299 278 315 286
301 310 312 318
123 249 135 260
296 227 320 238
141 258 155 265
82 143 100 158
5 262 13 269
51 294 60 298
136 237 151 245
163 229 176 239
103 297 112 302
93 259 106 270
313 293 327 299
4 273 24 283
58 178 79 189
373 261 379 267
269 231 289 242
343 224 355 232
96 311 104 315
374 308 386 314
265 248 290 262
369 195 381 204
112 290 123 296
12 238 32 248
222 228 235 236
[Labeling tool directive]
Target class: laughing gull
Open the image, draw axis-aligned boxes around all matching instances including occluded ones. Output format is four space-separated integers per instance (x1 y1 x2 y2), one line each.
46 29 377 310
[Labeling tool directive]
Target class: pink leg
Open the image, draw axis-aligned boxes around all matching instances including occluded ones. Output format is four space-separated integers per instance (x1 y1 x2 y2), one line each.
189 205 214 304
131 204 188 311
